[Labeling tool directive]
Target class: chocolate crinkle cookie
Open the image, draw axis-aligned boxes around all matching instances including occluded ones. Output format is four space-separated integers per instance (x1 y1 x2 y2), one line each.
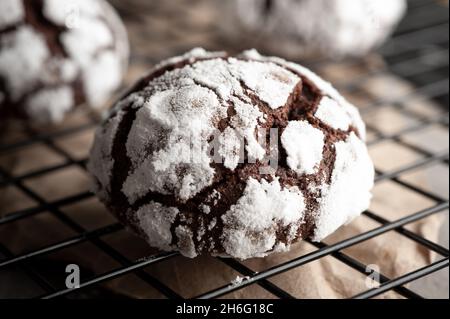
0 0 129 124
88 48 375 260
220 0 407 59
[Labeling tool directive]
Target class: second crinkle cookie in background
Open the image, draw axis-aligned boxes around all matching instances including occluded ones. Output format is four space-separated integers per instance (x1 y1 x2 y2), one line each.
0 0 129 124
218 0 407 60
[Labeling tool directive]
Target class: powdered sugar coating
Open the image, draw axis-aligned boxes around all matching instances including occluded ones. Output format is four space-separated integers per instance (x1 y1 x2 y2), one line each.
228 58 300 109
137 202 179 251
0 0 25 29
222 0 406 59
313 133 375 241
315 97 352 131
218 127 243 170
230 97 266 161
281 121 325 175
153 47 226 72
87 98 130 202
25 86 74 123
0 0 129 123
123 86 225 203
82 51 123 107
89 49 374 259
121 54 298 203
222 178 306 259
0 27 50 101
239 49 367 140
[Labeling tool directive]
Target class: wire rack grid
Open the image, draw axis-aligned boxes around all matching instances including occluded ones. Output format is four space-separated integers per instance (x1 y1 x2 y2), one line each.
0 0 448 299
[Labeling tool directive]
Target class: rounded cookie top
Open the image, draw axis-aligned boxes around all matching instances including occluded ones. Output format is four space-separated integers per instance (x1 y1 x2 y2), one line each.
88 48 374 259
0 0 129 123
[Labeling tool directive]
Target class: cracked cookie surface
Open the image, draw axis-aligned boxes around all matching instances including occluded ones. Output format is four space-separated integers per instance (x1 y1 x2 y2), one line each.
88 48 374 260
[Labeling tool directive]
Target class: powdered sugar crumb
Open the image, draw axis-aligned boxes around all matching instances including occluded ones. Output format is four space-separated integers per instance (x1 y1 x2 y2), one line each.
208 218 217 231
231 276 250 287
200 204 211 215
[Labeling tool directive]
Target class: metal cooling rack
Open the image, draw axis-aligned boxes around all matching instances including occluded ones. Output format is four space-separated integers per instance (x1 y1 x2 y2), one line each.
0 0 448 299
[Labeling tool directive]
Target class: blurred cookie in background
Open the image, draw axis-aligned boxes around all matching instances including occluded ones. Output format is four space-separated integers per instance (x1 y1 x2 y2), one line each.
0 0 129 125
219 0 407 60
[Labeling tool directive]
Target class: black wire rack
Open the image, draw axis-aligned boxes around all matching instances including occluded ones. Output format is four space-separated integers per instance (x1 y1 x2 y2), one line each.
0 0 448 299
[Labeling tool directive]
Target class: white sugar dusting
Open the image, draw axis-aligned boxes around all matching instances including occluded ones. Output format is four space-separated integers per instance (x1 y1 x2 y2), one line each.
153 47 226 72
218 127 243 170
43 0 103 26
122 53 299 203
200 204 211 214
208 218 217 231
312 133 375 241
227 58 300 109
0 0 24 28
0 0 128 123
239 49 367 140
230 97 266 161
61 13 121 108
122 85 225 203
0 27 50 101
315 96 352 131
137 202 179 251
25 87 74 124
222 178 306 259
83 51 122 107
281 121 325 175
88 108 125 202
